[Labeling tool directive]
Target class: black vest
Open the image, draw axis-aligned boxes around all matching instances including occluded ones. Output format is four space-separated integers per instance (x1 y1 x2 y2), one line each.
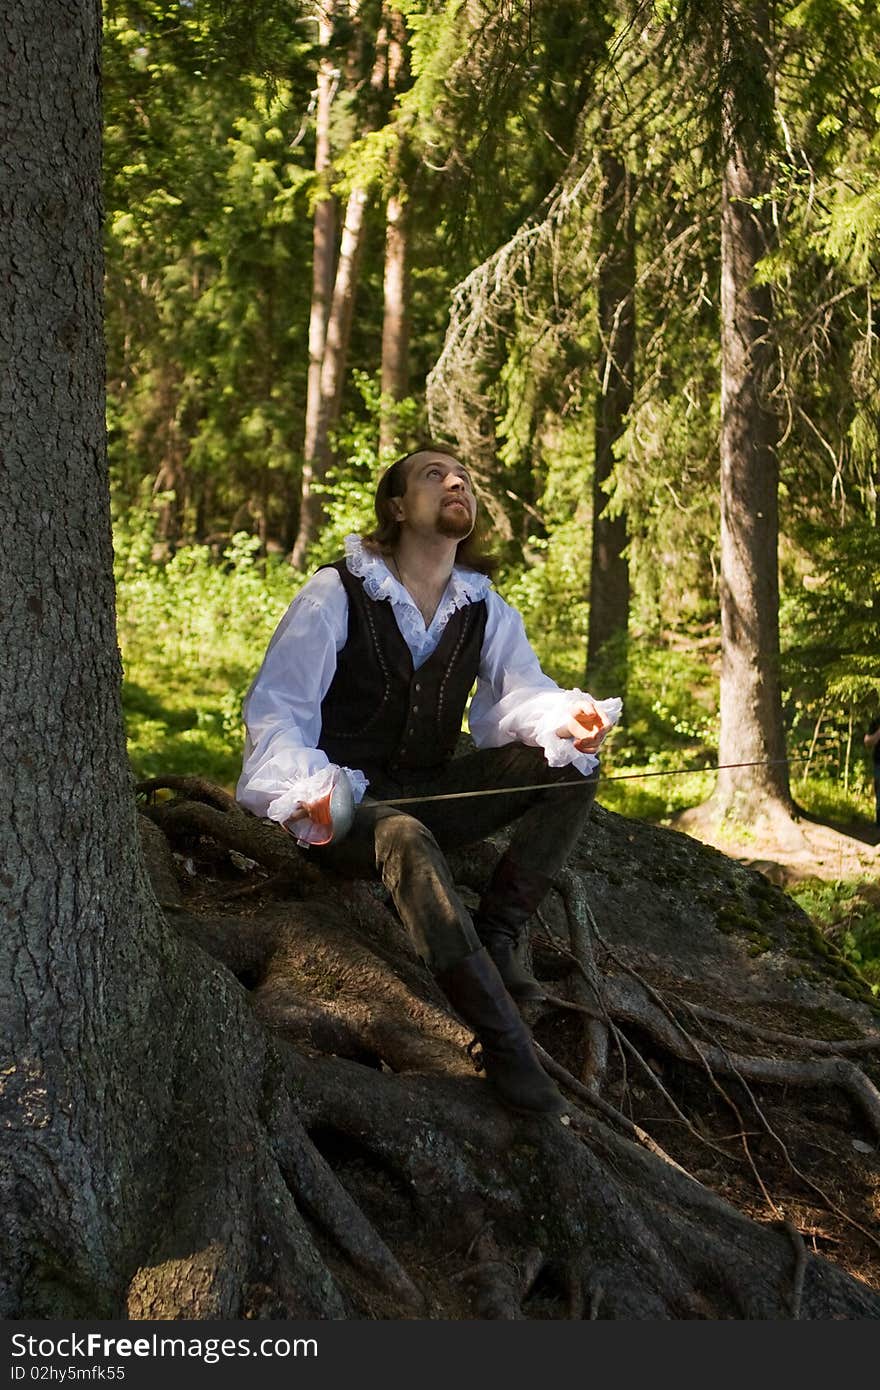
318 559 488 782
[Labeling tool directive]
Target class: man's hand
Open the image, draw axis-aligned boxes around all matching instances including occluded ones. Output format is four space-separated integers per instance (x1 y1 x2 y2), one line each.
555 702 614 755
284 793 333 843
282 769 356 846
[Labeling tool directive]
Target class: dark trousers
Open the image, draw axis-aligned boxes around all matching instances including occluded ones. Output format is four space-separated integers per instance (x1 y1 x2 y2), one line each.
311 743 598 971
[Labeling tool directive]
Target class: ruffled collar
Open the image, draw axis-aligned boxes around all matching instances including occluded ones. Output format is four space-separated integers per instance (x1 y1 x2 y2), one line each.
343 533 491 657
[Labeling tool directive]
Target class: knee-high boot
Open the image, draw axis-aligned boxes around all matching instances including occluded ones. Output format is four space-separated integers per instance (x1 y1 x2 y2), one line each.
436 947 566 1115
474 857 552 1002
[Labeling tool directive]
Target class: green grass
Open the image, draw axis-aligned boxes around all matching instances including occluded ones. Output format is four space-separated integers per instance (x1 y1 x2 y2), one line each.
596 767 715 820
123 670 253 786
791 772 877 827
117 531 296 790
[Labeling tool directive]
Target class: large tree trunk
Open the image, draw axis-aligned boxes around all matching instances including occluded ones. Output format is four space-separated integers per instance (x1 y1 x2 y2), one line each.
713 130 791 821
0 0 172 1312
586 148 634 701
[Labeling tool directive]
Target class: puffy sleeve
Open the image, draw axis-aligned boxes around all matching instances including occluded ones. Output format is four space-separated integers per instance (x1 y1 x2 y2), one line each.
468 590 622 776
236 567 369 838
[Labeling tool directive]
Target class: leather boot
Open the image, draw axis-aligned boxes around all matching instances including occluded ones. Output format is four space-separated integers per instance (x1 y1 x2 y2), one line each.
437 947 567 1115
475 857 552 1002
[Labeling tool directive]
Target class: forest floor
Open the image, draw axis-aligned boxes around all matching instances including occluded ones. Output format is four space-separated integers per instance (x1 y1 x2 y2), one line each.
672 810 879 887
534 1002 880 1298
659 813 880 1296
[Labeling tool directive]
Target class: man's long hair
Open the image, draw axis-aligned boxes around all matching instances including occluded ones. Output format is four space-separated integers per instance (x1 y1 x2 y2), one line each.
362 444 497 575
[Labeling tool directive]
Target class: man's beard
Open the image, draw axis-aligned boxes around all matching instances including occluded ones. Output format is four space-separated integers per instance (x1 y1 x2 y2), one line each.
436 502 474 539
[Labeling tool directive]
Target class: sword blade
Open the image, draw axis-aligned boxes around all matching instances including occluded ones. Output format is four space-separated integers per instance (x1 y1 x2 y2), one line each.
369 757 806 808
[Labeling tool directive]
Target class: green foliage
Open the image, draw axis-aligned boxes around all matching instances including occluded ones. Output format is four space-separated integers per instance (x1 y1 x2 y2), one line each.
304 373 425 568
104 4 316 540
782 513 880 788
498 529 591 688
105 0 880 977
116 511 295 785
789 878 880 989
597 767 716 820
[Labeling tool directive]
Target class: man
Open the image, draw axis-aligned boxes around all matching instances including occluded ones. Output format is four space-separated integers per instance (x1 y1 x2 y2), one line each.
238 447 621 1116
865 714 880 826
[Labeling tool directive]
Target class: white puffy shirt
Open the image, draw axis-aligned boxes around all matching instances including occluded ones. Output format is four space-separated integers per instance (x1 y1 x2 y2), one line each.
236 534 622 842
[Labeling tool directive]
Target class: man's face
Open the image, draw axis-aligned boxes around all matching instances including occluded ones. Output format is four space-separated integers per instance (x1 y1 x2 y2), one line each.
391 451 476 541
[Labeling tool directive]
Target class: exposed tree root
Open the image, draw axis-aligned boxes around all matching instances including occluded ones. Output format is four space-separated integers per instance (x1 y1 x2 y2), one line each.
598 972 880 1141
281 1049 880 1318
138 793 320 885
128 782 880 1319
268 1090 424 1311
554 878 610 1094
454 1231 545 1319
668 1000 880 1056
138 775 242 813
536 1045 697 1179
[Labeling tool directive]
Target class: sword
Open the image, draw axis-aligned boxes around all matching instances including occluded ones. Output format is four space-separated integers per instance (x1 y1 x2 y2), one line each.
367 757 806 808
305 757 806 840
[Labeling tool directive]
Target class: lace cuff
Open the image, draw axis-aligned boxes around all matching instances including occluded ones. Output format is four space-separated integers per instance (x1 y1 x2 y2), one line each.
267 764 368 846
532 691 623 772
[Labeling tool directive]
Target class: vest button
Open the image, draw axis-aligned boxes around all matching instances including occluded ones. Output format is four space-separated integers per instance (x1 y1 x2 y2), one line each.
414 683 422 692
412 705 419 713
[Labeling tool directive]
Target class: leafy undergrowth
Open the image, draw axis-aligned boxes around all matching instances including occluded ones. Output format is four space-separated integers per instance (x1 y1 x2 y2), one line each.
790 881 880 989
116 530 295 785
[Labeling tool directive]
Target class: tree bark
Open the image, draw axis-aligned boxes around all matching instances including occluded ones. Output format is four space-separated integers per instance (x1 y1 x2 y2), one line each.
292 184 370 566
299 5 338 515
586 148 634 701
714 125 790 819
379 12 411 456
379 190 410 455
0 0 173 1312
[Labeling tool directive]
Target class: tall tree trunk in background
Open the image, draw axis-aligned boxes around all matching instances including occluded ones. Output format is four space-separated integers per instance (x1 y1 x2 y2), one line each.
379 187 410 455
291 6 382 568
379 10 410 455
294 2 338 565
713 99 791 820
152 366 186 549
291 184 369 565
714 133 789 816
586 148 634 702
